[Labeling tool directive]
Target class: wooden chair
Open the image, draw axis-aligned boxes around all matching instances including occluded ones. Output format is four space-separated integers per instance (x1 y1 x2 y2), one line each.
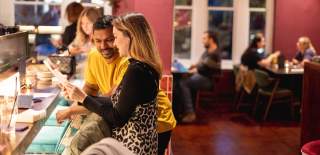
252 69 295 121
195 74 222 112
234 65 258 111
160 74 173 101
233 64 242 109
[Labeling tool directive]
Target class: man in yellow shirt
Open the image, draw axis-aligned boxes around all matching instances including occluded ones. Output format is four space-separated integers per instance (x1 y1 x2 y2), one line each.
57 15 176 155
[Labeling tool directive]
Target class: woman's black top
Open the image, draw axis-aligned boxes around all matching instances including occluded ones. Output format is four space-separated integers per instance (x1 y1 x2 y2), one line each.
82 58 159 127
62 22 77 46
241 48 262 70
82 58 159 154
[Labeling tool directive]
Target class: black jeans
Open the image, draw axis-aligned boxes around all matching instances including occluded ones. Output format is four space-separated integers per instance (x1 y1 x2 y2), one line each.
158 130 172 155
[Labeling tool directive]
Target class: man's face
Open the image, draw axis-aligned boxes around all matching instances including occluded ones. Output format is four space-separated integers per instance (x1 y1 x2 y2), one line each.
202 33 210 49
92 28 116 59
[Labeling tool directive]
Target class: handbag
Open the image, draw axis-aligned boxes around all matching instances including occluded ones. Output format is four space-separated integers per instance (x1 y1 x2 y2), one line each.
48 55 76 75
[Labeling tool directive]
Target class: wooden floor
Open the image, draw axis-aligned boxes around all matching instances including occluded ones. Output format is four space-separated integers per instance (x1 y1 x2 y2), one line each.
171 102 300 155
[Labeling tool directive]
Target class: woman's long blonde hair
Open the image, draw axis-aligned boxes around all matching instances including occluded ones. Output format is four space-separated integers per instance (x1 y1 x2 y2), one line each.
73 7 101 46
112 13 163 78
298 36 316 54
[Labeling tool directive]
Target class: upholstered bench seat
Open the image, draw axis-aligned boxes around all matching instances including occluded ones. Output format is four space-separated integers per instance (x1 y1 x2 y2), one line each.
301 140 320 155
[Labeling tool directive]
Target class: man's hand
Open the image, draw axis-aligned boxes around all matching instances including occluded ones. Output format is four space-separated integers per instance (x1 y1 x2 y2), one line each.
56 108 72 124
188 67 197 74
188 64 196 70
68 45 81 56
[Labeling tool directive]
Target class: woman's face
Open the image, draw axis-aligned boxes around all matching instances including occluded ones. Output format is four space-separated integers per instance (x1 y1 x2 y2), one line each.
113 27 130 57
81 16 93 35
297 38 305 52
257 37 265 49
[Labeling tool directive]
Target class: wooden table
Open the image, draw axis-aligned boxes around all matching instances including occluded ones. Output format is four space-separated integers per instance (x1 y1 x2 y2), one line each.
10 86 60 155
263 65 304 77
262 65 304 100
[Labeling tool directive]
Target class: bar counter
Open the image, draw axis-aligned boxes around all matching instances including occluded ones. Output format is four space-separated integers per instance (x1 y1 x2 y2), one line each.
0 77 60 155
10 85 60 154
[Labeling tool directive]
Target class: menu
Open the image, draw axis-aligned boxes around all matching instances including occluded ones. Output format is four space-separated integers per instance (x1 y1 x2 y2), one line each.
43 58 68 84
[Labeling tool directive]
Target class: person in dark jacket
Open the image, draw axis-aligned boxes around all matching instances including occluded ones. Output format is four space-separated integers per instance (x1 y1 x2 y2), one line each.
241 33 280 70
61 2 84 47
179 31 221 123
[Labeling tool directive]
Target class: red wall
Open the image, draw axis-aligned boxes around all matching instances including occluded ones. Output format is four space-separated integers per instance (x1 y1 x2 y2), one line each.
274 0 320 59
114 0 173 74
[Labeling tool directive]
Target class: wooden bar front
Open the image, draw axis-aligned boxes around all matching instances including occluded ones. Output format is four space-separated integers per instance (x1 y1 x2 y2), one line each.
301 62 320 146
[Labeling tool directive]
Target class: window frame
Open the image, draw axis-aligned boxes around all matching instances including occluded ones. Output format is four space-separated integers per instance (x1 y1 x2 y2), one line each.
173 0 274 69
1 0 108 29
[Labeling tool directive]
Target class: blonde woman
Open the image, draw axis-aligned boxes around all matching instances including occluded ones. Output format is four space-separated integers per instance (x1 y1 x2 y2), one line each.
61 13 162 154
68 7 101 56
292 36 316 66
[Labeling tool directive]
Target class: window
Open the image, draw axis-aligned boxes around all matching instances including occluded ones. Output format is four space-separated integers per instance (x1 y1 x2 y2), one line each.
13 0 105 26
249 0 266 40
173 0 274 66
208 0 234 59
14 0 62 26
208 0 233 7
174 0 192 59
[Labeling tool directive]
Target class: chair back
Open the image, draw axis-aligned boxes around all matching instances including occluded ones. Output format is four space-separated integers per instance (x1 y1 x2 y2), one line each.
233 64 240 76
254 69 273 88
160 74 173 102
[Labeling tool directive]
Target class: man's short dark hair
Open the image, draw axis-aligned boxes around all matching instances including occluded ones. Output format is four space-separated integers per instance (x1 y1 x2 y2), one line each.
93 15 114 31
205 30 219 47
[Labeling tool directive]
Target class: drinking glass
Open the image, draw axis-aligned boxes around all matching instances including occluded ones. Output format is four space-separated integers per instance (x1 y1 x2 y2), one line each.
0 96 18 135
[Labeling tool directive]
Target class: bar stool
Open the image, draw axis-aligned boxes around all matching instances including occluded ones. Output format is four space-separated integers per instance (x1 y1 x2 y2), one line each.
301 140 320 155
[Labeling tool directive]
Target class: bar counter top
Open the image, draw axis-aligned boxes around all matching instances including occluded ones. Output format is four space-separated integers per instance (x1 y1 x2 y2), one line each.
10 86 60 155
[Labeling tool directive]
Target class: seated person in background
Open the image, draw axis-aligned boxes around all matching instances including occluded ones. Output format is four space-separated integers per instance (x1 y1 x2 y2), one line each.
61 2 84 47
292 36 316 66
67 8 102 79
241 33 280 70
68 7 101 56
179 31 221 123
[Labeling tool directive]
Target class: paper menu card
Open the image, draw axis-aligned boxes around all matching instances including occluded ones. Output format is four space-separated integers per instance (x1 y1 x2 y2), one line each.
43 58 68 83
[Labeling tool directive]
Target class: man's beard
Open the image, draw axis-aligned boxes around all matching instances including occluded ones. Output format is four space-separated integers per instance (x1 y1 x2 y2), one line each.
100 48 116 59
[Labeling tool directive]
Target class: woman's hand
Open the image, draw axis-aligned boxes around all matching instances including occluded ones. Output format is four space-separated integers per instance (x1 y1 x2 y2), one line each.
292 58 299 65
273 50 281 58
56 108 72 124
58 83 72 101
68 44 83 56
63 82 88 103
